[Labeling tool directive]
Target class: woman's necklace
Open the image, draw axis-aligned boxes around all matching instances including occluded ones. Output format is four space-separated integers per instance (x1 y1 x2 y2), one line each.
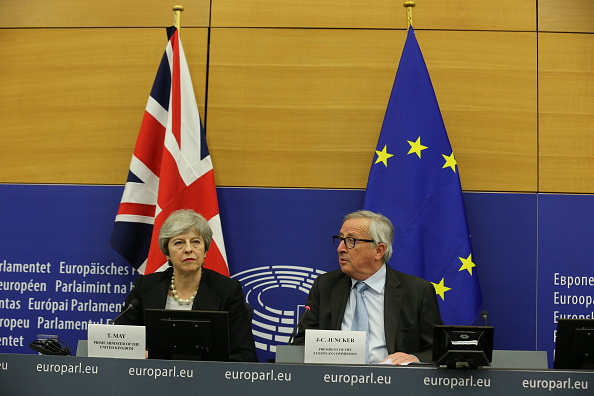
170 268 201 305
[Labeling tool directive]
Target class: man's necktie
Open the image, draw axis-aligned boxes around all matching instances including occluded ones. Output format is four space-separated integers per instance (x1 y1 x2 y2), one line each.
351 281 369 363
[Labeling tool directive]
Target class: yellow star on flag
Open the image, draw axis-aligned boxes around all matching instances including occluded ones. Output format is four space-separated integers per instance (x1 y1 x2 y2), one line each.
432 278 451 301
442 152 457 172
458 254 476 275
407 136 428 158
375 145 394 167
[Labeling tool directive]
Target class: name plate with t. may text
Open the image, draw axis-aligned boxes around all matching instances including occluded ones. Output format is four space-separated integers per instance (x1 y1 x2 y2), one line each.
304 329 366 364
87 324 145 359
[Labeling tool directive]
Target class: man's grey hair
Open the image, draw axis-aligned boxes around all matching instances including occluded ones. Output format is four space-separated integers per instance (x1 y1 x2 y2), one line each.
344 210 394 263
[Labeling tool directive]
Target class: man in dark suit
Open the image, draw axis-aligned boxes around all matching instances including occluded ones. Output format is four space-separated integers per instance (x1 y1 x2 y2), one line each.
292 210 442 364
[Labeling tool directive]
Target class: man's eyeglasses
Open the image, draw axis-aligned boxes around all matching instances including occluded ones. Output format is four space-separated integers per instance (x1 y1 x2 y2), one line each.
332 236 375 249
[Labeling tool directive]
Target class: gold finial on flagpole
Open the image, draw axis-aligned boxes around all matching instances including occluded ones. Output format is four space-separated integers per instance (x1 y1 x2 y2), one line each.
173 5 184 29
403 1 415 28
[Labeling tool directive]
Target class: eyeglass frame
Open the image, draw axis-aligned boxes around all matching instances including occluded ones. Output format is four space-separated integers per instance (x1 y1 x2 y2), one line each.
332 235 376 249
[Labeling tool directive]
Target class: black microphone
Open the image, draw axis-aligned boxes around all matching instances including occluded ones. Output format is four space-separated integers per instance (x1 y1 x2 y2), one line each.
481 310 488 326
288 305 310 345
111 299 139 325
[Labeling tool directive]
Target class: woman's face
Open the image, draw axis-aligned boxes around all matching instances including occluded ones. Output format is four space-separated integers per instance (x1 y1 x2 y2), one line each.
167 230 206 275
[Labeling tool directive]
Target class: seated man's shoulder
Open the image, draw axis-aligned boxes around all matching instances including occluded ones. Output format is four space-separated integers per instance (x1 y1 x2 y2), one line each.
391 268 432 287
314 269 347 284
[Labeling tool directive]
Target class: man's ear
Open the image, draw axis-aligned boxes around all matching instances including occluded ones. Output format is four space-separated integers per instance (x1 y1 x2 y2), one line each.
374 242 387 261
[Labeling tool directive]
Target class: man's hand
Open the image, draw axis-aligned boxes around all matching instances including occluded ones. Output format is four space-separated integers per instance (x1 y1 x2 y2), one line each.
381 352 419 365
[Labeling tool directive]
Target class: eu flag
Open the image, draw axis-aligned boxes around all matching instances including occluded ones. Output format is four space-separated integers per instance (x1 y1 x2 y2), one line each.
363 27 481 325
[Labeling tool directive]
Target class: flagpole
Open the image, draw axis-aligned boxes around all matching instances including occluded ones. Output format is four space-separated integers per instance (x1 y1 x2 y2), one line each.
173 5 184 29
403 1 415 28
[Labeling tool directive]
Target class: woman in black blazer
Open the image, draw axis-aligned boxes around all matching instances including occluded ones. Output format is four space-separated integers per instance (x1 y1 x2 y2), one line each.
115 209 257 362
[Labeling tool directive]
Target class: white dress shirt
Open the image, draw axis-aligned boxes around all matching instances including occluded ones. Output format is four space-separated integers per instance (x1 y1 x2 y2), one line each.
341 264 388 364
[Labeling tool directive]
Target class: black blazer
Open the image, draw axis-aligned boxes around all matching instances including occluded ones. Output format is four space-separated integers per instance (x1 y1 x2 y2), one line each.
292 264 442 362
115 267 257 362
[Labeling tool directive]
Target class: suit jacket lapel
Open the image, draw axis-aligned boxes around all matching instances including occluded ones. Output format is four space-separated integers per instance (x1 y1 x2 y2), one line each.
384 265 402 354
331 275 352 329
192 271 221 311
141 272 170 310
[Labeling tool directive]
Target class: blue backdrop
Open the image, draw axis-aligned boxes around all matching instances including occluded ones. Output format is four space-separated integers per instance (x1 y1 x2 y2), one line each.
0 184 592 366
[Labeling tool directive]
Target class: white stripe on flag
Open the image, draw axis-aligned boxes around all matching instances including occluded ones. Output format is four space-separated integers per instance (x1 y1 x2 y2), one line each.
121 181 157 206
208 214 228 264
163 127 213 185
129 155 160 191
145 95 168 128
114 214 155 224
119 156 159 205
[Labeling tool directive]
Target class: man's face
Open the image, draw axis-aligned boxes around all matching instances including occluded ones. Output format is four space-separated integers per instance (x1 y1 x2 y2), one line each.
337 218 384 281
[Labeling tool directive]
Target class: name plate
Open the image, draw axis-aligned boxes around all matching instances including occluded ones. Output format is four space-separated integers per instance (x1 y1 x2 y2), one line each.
88 324 145 359
304 329 366 364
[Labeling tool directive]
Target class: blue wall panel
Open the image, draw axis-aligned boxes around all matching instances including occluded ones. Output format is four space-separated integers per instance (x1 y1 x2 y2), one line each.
0 185 137 355
218 187 364 275
464 192 538 350
1 184 590 366
537 194 594 367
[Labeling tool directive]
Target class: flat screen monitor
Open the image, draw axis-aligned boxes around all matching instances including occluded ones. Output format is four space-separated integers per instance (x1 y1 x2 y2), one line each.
145 309 230 362
433 325 494 369
554 319 594 370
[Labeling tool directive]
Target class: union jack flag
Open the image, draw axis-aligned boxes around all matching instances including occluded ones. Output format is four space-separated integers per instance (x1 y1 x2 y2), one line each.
111 27 229 276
